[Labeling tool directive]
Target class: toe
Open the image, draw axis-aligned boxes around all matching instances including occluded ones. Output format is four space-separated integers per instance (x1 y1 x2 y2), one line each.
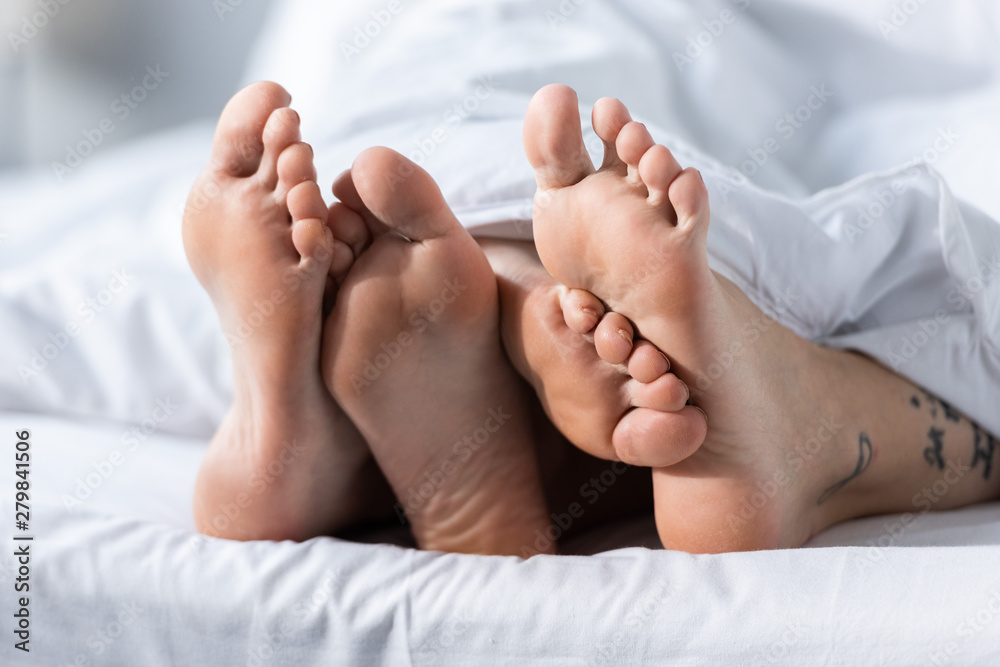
523 84 595 189
276 142 317 197
613 406 707 468
288 181 333 264
627 340 670 383
259 108 302 186
351 147 461 242
333 169 388 236
291 218 333 267
591 97 632 171
669 167 710 234
327 202 368 280
616 121 655 183
559 287 604 334
287 180 326 222
210 81 291 177
630 372 689 412
594 311 634 365
638 145 683 211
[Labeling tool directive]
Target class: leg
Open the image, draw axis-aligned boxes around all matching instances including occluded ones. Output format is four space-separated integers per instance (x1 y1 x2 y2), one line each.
184 82 392 541
523 84 1000 552
322 147 551 556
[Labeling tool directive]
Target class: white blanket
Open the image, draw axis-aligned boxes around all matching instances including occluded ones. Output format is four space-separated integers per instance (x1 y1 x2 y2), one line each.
244 0 1000 437
2 0 1000 664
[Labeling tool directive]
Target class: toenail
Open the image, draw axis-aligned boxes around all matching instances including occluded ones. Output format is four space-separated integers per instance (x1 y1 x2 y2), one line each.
617 328 632 343
694 406 707 424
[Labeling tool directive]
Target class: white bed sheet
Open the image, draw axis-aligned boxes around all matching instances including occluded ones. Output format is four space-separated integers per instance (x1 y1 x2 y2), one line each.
1 0 1000 664
2 411 1000 666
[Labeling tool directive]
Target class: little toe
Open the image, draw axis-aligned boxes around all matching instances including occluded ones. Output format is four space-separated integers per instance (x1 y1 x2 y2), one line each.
259 107 302 186
631 372 690 413
592 97 632 171
613 406 708 468
523 84 595 189
627 340 670 383
594 311 634 365
638 145 683 210
668 167 710 234
276 142 317 198
559 287 604 334
210 81 291 177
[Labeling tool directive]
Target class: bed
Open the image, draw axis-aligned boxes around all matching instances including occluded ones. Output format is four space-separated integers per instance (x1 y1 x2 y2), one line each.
3 0 1000 664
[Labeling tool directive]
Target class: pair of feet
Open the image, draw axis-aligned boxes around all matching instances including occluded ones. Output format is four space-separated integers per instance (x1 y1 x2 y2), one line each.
185 82 999 556
184 81 678 554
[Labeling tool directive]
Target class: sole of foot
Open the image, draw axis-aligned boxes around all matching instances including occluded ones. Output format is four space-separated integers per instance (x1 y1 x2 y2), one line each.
322 147 552 556
184 81 389 541
523 84 885 552
481 240 705 465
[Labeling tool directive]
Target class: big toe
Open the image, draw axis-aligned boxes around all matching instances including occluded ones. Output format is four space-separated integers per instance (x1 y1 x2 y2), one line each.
350 147 461 241
523 84 595 190
614 406 708 468
211 81 292 177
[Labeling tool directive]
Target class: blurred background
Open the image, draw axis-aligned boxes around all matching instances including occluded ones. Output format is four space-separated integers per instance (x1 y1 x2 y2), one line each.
0 0 272 170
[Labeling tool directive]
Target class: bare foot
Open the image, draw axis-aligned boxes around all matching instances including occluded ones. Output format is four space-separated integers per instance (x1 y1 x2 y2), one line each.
322 147 552 556
523 85 1000 552
481 239 703 464
184 82 390 541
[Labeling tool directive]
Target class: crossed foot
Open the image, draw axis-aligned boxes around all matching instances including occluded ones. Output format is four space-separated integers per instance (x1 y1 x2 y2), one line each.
520 84 922 551
187 82 991 556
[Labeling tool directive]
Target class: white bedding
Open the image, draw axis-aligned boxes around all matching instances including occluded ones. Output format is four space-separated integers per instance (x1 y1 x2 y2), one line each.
2 0 1000 664
4 411 1000 665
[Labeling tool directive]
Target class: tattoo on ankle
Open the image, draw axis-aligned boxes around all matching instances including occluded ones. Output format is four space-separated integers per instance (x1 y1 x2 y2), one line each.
916 390 960 421
923 427 945 470
940 399 960 423
971 424 997 480
817 432 873 505
913 387 995 479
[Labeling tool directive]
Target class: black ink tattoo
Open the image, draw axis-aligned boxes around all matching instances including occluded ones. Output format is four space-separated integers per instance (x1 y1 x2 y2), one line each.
910 395 921 409
940 399 961 423
924 427 945 470
927 398 938 419
971 425 997 480
818 433 873 505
